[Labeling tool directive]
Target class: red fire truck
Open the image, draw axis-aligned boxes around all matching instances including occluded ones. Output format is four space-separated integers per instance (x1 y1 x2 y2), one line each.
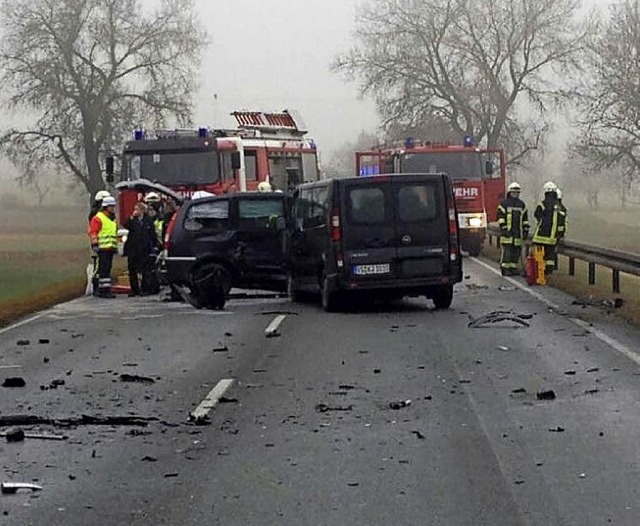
113 110 320 224
355 137 506 255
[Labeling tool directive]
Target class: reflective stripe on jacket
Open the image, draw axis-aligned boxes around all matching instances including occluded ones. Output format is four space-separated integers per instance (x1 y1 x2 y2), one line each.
96 211 118 250
533 196 566 245
497 196 529 246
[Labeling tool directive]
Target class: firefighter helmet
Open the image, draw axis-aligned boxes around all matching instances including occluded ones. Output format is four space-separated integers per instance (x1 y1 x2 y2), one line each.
144 192 161 203
101 196 116 207
542 181 558 193
94 190 111 202
257 181 272 193
507 182 522 193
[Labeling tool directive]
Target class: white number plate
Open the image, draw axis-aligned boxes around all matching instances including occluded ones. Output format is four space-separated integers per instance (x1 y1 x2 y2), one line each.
352 264 391 276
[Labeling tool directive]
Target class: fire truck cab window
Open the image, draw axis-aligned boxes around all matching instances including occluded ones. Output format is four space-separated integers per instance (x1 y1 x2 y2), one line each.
124 151 220 185
348 187 386 224
244 151 258 182
401 152 482 180
302 153 319 183
184 200 229 232
220 152 234 183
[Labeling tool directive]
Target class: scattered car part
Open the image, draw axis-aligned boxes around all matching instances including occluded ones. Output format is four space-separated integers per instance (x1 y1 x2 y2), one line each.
1 482 43 494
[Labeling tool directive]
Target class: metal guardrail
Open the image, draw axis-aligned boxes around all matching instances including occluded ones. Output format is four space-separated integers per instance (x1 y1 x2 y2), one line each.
486 225 640 294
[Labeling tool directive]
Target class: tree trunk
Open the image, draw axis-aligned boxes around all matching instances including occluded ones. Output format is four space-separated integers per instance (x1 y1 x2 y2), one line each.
83 133 105 200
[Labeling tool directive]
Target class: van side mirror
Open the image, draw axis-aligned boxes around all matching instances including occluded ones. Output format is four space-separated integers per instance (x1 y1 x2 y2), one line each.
231 152 241 170
485 160 494 176
105 155 115 183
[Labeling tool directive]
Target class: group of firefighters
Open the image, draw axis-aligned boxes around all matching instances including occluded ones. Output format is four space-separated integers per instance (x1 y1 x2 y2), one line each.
497 180 567 277
87 190 174 298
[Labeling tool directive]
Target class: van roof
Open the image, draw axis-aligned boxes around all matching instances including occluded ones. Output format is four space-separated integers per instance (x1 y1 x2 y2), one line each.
299 173 449 189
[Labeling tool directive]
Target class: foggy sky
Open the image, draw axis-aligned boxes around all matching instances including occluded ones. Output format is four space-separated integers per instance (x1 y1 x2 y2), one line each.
192 0 379 158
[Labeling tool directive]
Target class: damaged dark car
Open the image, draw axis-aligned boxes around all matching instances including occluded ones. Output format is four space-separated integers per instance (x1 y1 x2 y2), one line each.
165 192 291 309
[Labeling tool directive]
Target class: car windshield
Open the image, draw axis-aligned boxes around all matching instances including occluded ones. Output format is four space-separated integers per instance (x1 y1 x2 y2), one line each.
401 152 482 180
123 150 220 186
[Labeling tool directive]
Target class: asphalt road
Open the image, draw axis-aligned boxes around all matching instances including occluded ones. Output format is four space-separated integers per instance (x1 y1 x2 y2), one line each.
2 257 640 525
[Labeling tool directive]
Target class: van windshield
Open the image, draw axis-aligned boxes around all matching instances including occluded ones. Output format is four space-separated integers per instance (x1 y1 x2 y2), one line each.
401 152 482 180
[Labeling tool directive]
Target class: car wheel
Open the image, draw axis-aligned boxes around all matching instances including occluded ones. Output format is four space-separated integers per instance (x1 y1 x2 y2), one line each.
192 263 230 311
321 274 340 312
287 272 302 303
432 285 454 310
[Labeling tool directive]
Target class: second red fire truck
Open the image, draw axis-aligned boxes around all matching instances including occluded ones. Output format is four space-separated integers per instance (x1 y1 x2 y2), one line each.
355 137 507 255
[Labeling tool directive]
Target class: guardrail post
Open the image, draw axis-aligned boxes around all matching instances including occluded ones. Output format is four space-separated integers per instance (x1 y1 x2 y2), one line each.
612 269 620 294
588 262 596 285
568 257 575 276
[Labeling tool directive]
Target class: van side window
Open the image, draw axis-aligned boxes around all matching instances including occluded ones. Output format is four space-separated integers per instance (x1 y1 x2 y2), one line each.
184 200 229 231
348 187 385 223
397 185 439 222
306 186 328 228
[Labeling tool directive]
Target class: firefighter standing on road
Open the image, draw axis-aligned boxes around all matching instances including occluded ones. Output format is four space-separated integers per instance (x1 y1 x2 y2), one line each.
532 181 567 275
88 196 118 298
497 182 529 276
88 190 112 295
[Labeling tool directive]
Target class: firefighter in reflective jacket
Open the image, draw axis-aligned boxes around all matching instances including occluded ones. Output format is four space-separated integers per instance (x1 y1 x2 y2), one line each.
88 196 118 298
497 182 529 276
532 181 567 275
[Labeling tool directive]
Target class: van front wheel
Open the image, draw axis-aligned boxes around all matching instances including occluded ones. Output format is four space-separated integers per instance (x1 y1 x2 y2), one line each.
431 285 454 310
321 275 340 312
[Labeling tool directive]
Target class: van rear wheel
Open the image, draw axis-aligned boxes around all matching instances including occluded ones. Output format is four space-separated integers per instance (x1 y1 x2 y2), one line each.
431 285 454 310
321 275 340 313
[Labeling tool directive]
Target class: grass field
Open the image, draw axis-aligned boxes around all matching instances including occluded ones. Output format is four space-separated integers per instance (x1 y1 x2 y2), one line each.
0 207 95 326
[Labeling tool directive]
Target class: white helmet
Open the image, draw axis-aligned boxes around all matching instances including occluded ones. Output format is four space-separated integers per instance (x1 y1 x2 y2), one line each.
542 181 558 193
257 181 272 193
191 190 215 200
144 192 161 203
101 196 116 207
507 182 522 193
94 190 111 201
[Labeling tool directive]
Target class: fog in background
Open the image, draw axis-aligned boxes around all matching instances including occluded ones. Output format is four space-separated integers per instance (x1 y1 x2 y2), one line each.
0 0 635 216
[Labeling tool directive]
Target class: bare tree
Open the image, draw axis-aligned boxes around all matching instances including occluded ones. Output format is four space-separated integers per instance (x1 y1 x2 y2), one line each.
0 0 206 199
576 0 640 209
323 131 381 178
333 0 593 164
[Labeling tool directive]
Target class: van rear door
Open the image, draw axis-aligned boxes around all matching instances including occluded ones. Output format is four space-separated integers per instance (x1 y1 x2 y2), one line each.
341 178 396 278
392 174 449 278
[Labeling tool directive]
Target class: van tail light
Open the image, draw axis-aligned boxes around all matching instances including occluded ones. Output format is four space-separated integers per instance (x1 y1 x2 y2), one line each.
331 210 342 242
448 206 459 261
164 212 178 251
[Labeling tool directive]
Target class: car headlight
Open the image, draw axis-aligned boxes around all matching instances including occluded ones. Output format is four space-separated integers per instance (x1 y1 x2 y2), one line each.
468 216 483 228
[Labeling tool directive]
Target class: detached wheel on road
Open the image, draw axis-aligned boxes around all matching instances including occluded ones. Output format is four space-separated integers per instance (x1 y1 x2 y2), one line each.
431 285 454 310
321 275 340 313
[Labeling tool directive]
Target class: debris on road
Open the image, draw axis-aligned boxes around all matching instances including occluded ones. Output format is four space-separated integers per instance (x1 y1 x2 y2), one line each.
163 473 179 478
218 397 239 404
38 339 50 344
468 311 532 329
16 340 30 346
585 388 600 395
373 368 382 374
587 367 599 373
572 297 624 309
498 286 517 292
119 374 155 385
411 430 426 440
347 482 360 487
141 456 158 462
1 482 42 494
466 283 489 290
49 379 66 389
212 346 229 353
0 414 158 428
536 390 556 401
43 357 50 364
2 377 26 388
548 426 565 433
564 370 576 376
5 428 25 443
497 346 510 351
511 388 527 394
315 403 353 413
389 400 412 410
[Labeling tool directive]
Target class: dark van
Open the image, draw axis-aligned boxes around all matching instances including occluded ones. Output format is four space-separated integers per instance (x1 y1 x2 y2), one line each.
287 173 463 311
165 192 290 309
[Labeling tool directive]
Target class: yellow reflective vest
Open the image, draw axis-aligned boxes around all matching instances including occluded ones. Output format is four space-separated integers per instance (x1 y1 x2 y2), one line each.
96 211 118 250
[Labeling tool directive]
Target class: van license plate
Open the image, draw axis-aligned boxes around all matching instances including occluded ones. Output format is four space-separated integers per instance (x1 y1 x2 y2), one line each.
352 264 391 276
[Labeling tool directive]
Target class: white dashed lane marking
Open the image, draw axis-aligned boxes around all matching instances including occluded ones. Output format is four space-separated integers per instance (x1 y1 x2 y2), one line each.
189 379 235 421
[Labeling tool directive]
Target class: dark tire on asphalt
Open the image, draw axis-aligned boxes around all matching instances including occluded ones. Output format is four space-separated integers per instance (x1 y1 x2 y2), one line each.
287 273 302 303
321 274 340 313
432 285 454 310
191 263 231 311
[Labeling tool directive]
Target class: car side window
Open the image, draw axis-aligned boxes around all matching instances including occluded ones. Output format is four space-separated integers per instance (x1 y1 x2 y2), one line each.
348 187 386 224
184 200 229 231
238 198 284 229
